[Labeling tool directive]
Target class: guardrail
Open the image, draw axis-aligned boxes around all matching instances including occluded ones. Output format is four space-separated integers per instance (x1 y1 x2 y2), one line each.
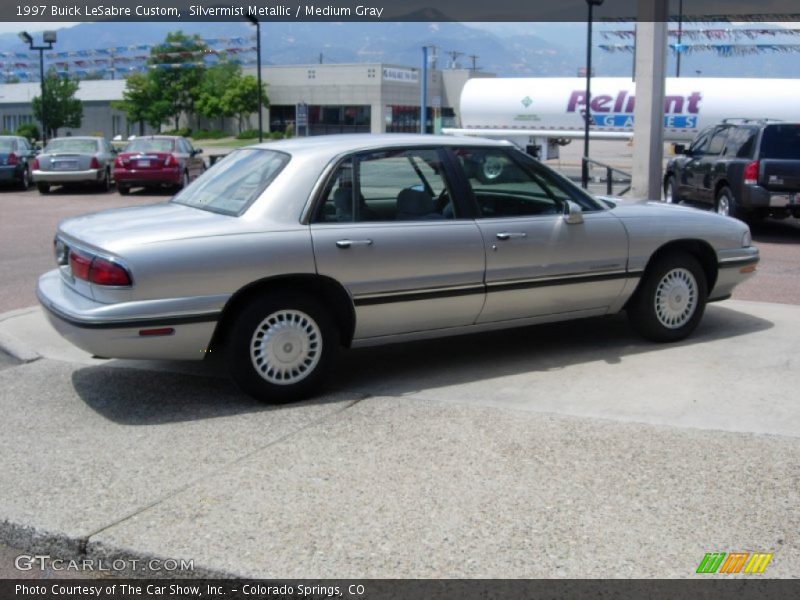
581 157 632 196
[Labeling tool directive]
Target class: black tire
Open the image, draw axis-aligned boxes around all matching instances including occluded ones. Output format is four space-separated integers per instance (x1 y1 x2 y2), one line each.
118 184 130 195
19 167 30 191
715 186 741 219
37 182 50 194
664 175 680 204
98 169 111 192
627 251 708 343
225 292 339 403
177 170 189 191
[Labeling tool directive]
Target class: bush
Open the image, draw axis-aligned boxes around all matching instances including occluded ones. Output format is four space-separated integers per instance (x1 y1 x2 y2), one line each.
192 129 227 140
284 123 295 138
16 123 40 141
162 127 192 137
269 131 284 140
235 129 261 140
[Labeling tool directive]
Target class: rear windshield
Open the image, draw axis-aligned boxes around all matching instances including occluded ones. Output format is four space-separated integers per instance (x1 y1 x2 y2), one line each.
125 138 175 153
172 148 290 216
45 139 98 153
760 125 800 159
0 139 17 152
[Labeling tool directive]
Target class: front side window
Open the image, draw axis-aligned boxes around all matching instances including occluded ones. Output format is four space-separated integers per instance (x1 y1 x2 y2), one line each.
172 148 289 216
453 147 603 218
706 127 730 155
315 148 455 222
689 128 713 155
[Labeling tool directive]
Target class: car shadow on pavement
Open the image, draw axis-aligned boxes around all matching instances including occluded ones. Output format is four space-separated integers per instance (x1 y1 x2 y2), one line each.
70 304 772 424
328 304 773 396
70 354 356 426
749 218 800 245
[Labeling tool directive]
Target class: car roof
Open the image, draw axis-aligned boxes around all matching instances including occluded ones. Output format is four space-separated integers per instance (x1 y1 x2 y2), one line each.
245 133 513 159
48 136 103 141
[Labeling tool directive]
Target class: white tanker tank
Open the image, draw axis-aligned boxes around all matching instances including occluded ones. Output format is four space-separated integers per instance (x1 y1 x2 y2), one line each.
443 77 800 159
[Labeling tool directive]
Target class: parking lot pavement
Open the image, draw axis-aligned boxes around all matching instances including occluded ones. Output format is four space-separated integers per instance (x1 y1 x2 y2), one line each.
0 298 798 578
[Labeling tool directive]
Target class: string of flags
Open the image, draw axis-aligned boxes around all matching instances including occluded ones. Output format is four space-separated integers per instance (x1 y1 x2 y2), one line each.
601 28 800 40
0 36 257 82
599 43 800 56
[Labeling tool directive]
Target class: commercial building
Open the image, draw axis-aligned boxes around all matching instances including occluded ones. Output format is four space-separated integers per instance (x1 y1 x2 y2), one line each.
0 63 493 140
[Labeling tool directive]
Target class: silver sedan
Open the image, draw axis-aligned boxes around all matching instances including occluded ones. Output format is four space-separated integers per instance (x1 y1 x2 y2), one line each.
37 135 758 402
32 136 115 194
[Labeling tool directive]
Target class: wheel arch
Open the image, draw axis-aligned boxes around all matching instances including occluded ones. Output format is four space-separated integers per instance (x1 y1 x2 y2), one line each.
208 273 356 352
714 179 731 199
628 239 718 306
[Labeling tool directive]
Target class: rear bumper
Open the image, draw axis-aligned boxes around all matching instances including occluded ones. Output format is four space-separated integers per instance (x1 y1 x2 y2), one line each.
741 185 800 211
37 269 223 361
33 168 103 184
114 167 181 186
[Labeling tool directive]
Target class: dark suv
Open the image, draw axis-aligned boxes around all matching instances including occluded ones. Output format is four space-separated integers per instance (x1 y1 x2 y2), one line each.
664 120 800 221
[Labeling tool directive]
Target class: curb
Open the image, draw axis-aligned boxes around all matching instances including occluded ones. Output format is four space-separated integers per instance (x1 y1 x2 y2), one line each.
0 307 42 363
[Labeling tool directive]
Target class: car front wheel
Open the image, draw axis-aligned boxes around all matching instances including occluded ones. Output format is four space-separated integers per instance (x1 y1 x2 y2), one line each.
627 252 708 342
226 292 338 403
37 182 50 194
664 175 679 204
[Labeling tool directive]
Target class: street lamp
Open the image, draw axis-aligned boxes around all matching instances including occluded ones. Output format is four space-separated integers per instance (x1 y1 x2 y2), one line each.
245 15 263 143
582 0 604 189
19 30 56 145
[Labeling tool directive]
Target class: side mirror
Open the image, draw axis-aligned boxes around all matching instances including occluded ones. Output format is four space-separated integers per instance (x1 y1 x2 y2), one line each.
192 148 202 155
564 200 584 225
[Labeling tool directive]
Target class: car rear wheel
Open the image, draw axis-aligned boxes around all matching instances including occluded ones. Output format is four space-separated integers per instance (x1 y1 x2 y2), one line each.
99 169 111 192
226 292 338 403
627 251 708 342
37 182 50 194
664 175 679 204
19 167 30 191
715 186 740 219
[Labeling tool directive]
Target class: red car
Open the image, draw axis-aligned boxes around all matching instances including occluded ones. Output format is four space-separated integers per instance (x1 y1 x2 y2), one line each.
113 135 204 194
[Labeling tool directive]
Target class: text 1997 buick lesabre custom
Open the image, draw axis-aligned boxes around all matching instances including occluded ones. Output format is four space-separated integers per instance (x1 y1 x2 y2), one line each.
37 135 758 402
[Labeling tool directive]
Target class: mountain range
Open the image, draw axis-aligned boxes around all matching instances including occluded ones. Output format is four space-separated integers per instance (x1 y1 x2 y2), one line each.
1 20 798 78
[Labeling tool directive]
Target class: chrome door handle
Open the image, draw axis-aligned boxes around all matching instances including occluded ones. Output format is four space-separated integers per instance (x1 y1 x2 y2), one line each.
496 232 527 240
336 239 374 248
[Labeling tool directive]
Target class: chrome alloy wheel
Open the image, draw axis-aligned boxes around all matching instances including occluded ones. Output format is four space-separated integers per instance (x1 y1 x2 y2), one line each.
250 309 322 385
716 195 731 216
654 267 698 329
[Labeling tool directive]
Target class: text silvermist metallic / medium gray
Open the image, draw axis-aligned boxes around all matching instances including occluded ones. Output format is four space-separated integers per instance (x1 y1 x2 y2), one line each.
37 134 758 403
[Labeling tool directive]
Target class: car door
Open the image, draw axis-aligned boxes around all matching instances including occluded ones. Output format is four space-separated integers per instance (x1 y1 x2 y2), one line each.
448 146 629 323
183 139 204 180
694 125 730 204
680 127 713 201
310 147 486 340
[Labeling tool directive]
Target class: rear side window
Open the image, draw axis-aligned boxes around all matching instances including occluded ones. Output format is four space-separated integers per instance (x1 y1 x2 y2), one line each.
760 125 800 159
724 127 758 159
172 148 289 216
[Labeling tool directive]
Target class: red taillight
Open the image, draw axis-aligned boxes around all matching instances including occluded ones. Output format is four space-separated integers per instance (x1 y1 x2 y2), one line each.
744 160 759 185
68 250 131 286
68 249 93 281
164 154 178 167
89 257 132 286
31 158 39 170
7 153 17 165
90 157 101 169
114 156 128 167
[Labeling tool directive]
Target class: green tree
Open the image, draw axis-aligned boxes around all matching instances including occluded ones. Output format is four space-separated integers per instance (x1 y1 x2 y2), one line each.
148 31 207 129
222 74 268 134
111 72 169 135
31 69 82 138
195 62 240 130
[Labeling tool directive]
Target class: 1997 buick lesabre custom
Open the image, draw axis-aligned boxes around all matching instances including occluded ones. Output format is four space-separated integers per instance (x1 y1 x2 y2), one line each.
37 135 758 402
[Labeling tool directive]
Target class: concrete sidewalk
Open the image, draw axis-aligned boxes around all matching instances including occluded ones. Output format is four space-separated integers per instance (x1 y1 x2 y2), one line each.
0 301 798 578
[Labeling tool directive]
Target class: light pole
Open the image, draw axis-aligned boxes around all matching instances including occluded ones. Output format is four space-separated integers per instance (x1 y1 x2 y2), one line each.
19 30 56 145
582 0 604 189
245 15 263 143
420 46 429 134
